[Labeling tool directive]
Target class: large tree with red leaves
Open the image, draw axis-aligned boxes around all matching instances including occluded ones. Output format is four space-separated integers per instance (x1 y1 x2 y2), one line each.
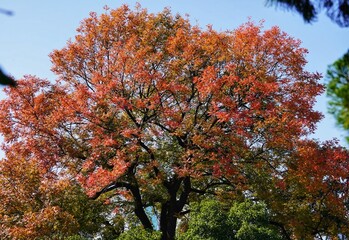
1 5 348 240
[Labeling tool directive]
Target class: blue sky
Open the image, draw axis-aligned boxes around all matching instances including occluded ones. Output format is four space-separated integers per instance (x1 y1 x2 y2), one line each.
0 0 348 145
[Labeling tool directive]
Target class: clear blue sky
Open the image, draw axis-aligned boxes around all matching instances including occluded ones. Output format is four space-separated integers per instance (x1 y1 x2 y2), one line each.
0 0 348 145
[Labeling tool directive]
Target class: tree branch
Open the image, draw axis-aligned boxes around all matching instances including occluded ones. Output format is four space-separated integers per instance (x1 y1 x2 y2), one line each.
269 220 292 240
91 181 131 200
176 177 191 212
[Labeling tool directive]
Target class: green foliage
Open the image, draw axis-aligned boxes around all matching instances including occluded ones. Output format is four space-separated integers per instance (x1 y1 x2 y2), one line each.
54 185 106 235
178 200 234 240
229 200 283 240
117 227 161 240
327 50 349 140
178 199 283 240
64 235 88 240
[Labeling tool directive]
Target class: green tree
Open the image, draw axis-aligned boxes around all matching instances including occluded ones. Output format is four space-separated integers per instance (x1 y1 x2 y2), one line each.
178 199 284 240
229 200 284 240
327 50 349 140
178 200 234 240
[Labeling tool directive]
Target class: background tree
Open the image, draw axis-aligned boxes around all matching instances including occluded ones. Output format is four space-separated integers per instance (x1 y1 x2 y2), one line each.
327 50 349 141
266 0 349 27
254 139 349 239
0 151 120 239
178 199 235 240
178 199 284 240
0 5 348 240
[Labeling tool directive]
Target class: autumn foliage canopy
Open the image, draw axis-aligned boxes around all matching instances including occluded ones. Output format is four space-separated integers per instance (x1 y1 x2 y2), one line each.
1 5 349 240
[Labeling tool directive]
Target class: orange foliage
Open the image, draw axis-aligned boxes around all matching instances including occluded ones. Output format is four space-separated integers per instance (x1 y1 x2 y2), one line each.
0 5 347 239
0 156 79 239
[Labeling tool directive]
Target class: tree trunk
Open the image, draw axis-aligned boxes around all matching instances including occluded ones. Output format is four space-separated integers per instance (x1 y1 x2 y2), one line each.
129 183 153 230
160 201 178 240
160 176 191 240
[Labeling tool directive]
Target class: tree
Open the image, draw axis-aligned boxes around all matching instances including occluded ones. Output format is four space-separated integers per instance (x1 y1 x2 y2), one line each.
0 156 77 239
327 50 349 140
178 199 284 240
0 5 348 240
229 200 284 240
266 0 349 27
254 139 349 239
0 152 120 239
178 199 236 240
